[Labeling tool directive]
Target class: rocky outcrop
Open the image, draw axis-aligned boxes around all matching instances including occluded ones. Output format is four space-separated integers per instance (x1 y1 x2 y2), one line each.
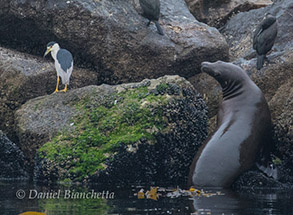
0 47 98 140
15 76 208 184
0 0 228 84
0 130 28 179
271 77 293 184
185 0 272 28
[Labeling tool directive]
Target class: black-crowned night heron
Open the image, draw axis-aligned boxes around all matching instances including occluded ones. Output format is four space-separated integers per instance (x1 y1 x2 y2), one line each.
44 42 73 93
139 0 164 35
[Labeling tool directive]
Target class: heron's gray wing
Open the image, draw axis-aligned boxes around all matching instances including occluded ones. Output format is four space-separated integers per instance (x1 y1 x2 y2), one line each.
57 49 73 72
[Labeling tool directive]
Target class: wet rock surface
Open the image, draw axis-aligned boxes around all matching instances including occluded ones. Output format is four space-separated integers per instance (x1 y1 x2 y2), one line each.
15 76 208 184
0 0 228 84
232 170 285 191
0 47 98 141
0 130 28 179
185 0 272 28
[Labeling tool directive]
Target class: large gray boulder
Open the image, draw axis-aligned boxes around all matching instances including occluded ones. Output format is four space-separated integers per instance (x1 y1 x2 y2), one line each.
15 76 208 184
0 0 228 84
0 46 98 140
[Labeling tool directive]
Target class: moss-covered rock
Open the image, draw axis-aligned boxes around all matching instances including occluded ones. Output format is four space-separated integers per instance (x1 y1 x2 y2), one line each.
15 76 208 184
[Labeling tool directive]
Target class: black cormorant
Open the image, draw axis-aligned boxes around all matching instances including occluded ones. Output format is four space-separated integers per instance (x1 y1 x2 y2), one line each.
253 14 278 70
139 0 164 35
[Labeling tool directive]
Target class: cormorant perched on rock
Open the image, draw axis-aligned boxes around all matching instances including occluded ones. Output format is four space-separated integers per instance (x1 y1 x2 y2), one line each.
253 14 278 70
139 0 164 35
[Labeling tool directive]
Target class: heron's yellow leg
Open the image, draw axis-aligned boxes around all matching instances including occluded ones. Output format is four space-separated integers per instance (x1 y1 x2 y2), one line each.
61 84 67 93
53 76 60 93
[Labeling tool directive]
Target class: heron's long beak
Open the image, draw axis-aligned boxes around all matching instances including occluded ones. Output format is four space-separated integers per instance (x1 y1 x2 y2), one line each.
43 48 52 58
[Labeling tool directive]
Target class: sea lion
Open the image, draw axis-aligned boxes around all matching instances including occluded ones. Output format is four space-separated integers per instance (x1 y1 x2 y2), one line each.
253 14 278 70
139 0 164 35
189 61 272 187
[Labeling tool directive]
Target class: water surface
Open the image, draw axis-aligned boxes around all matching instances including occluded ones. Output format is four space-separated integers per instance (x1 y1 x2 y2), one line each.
1 181 292 215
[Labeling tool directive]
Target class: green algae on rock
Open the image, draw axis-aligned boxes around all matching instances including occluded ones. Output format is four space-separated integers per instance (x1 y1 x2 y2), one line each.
38 85 169 181
15 76 208 184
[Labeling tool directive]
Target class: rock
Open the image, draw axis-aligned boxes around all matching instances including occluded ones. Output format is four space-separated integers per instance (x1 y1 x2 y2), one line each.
232 170 284 191
188 73 221 118
15 76 208 184
188 73 220 135
0 46 98 140
271 77 293 184
0 0 228 84
0 130 28 179
185 0 272 28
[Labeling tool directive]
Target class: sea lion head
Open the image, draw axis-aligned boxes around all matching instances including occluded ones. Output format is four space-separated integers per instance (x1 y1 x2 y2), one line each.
201 61 248 89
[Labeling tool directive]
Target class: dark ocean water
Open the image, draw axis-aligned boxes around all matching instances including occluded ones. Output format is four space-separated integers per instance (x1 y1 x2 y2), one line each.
0 181 292 215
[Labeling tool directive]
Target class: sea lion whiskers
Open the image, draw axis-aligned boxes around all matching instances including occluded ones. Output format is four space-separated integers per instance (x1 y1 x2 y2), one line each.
222 81 243 100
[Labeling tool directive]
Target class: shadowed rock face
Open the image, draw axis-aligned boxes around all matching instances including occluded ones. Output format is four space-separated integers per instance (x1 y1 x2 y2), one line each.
0 130 28 179
15 76 208 184
0 47 98 141
0 0 228 84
